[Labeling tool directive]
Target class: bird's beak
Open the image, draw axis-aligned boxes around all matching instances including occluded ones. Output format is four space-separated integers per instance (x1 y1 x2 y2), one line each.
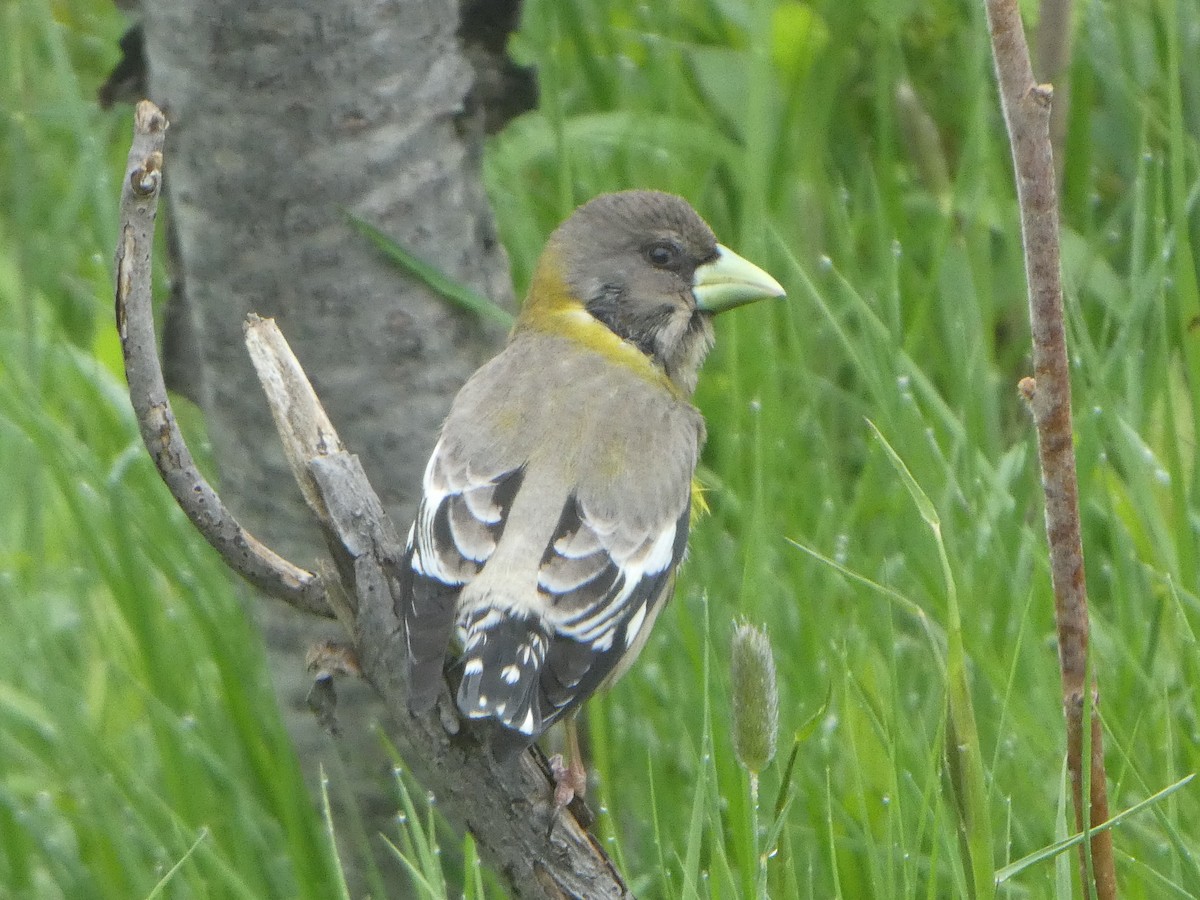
692 244 786 314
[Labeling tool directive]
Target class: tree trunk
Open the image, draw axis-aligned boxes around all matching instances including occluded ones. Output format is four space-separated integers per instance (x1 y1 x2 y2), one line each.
140 0 520 888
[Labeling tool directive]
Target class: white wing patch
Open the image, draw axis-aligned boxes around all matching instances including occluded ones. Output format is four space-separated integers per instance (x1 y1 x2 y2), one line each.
548 515 678 650
624 602 648 649
412 442 519 585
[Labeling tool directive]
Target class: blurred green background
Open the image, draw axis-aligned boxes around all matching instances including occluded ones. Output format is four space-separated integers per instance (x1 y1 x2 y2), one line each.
3 0 1199 896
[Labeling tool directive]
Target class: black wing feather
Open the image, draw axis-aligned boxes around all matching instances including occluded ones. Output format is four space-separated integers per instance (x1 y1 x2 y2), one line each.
457 494 691 749
398 463 524 712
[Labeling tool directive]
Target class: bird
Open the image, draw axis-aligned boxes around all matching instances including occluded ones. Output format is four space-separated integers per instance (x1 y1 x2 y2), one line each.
396 189 785 768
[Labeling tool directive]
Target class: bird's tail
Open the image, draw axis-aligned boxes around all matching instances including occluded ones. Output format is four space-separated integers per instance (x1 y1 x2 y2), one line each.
456 608 550 744
398 550 461 714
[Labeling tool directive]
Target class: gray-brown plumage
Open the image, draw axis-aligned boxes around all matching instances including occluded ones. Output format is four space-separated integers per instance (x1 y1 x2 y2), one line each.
397 190 784 753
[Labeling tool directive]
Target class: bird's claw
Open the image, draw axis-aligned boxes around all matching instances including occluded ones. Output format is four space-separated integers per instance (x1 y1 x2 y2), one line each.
550 753 576 810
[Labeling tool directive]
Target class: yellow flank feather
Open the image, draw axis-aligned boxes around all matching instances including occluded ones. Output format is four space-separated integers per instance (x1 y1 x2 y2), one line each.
690 477 710 523
519 253 682 398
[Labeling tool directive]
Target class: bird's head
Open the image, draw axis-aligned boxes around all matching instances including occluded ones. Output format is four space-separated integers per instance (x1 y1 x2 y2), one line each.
520 190 785 395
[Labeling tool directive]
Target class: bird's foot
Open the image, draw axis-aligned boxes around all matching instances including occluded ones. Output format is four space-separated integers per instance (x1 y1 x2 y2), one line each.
549 753 580 810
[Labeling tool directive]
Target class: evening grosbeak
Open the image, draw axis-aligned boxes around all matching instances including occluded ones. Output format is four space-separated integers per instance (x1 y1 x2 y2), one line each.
398 190 784 756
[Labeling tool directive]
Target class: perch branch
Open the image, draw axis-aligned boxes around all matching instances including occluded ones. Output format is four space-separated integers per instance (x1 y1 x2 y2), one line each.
114 101 332 619
117 101 630 899
983 4 1117 897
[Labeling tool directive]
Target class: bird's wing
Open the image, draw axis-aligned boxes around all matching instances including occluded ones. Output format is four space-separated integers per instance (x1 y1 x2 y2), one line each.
398 436 524 713
456 486 691 746
542 491 692 702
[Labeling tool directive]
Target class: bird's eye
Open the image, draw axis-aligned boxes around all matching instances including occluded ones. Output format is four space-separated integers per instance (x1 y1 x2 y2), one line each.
644 240 682 269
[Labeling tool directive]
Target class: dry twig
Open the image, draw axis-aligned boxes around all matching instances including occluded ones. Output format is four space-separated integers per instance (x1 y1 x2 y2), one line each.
982 4 1117 897
115 101 331 618
115 100 630 900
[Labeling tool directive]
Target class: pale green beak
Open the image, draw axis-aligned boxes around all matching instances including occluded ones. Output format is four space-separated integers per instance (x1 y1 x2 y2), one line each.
692 244 786 313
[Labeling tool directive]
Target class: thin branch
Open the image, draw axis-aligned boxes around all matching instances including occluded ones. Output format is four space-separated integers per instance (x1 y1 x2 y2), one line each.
117 101 630 899
983 4 1117 898
115 102 331 619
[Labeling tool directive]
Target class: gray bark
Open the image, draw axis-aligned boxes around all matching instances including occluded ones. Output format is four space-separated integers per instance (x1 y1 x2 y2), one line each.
138 0 518 890
143 2 512 541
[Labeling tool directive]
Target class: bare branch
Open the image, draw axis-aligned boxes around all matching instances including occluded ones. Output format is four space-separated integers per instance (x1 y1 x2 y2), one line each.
117 101 631 899
982 4 1117 897
115 102 332 619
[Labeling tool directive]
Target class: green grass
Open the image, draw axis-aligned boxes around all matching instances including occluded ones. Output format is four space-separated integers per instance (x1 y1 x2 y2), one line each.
4 0 1200 896
0 3 343 896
